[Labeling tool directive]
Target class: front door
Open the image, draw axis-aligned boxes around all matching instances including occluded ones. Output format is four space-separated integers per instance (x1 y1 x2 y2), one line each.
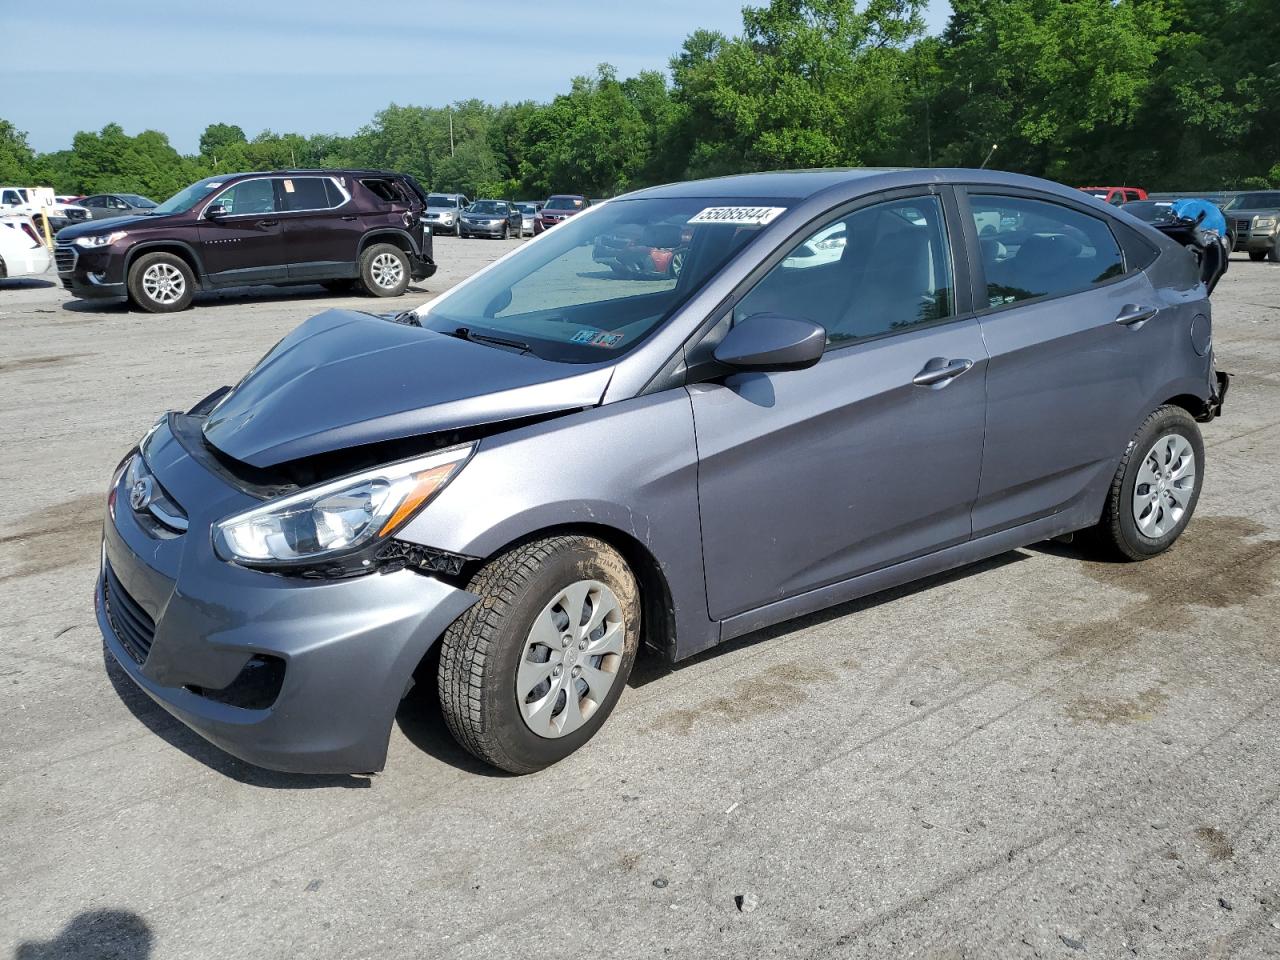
197 177 289 286
690 193 989 621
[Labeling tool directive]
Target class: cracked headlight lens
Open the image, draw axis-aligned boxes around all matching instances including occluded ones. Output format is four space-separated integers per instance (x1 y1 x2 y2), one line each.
214 443 473 567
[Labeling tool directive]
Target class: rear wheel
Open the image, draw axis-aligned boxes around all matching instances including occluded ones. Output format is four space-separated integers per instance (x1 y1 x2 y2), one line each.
437 536 641 773
1090 405 1204 560
359 243 409 297
127 252 194 313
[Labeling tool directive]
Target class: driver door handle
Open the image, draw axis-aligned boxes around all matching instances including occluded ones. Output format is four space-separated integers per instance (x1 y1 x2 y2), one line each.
1114 304 1158 326
912 358 974 387
257 219 279 227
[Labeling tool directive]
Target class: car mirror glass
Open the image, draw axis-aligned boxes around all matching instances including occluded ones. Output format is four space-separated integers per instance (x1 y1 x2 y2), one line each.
206 203 229 219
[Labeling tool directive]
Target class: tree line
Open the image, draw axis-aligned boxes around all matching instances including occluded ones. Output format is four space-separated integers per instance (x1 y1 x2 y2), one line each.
2 0 1276 204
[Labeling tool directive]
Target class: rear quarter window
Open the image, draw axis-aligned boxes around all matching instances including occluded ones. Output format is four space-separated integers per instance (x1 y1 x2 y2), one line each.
362 178 410 204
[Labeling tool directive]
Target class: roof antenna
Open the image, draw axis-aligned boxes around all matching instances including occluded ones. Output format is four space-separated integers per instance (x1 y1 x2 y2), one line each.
980 143 998 170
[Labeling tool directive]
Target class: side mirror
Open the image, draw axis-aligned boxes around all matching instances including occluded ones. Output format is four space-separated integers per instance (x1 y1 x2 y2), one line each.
205 203 229 220
713 313 826 372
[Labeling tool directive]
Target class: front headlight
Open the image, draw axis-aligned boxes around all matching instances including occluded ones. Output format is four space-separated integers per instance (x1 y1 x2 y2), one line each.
213 443 473 568
74 230 127 248
1255 217 1277 229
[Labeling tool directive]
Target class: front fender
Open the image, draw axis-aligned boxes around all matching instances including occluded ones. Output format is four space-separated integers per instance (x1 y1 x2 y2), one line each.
397 390 720 659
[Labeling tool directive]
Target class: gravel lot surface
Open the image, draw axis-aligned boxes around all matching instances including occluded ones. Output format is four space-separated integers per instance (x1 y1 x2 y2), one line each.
2 241 1279 959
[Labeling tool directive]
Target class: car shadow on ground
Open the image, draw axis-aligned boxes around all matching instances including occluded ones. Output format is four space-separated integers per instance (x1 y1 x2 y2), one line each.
102 638 372 789
14 909 152 959
0 277 57 290
59 284 429 314
628 548 1033 688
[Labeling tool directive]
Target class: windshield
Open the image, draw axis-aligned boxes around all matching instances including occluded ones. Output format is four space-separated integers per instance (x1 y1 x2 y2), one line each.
1227 192 1280 209
468 201 506 214
546 196 584 211
516 203 537 214
420 196 783 363
120 194 156 207
152 178 223 215
427 194 457 208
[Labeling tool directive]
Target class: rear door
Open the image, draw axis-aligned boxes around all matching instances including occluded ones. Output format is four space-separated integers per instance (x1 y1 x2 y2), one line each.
278 175 362 281
961 189 1160 536
197 177 289 286
690 191 990 621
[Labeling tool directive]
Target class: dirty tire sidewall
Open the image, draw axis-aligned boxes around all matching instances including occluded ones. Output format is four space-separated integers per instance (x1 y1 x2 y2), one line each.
359 242 410 298
1101 405 1205 560
127 251 195 313
438 536 641 774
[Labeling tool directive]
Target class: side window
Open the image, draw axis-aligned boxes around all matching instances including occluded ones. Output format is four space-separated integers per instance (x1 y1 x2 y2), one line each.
214 179 278 215
279 177 332 212
3 189 23 205
969 195 1125 308
734 195 954 346
323 178 347 207
83 196 105 208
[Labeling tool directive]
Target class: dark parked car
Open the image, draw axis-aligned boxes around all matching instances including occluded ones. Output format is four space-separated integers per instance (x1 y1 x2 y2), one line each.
79 193 158 220
55 170 436 312
1223 190 1280 262
534 194 588 233
424 193 469 236
99 168 1227 776
460 199 523 239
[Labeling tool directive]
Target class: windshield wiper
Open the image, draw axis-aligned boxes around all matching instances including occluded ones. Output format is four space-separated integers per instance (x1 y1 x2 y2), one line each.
451 326 532 353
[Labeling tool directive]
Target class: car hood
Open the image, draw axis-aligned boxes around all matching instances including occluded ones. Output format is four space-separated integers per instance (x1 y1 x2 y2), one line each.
426 206 459 215
202 309 612 468
55 212 167 239
1229 208 1280 218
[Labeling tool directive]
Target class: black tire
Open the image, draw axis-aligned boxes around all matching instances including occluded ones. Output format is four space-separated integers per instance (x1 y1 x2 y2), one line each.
126 251 195 313
1249 250 1267 262
1268 243 1280 264
358 243 410 298
438 536 641 774
321 278 357 294
501 224 509 240
1089 405 1204 561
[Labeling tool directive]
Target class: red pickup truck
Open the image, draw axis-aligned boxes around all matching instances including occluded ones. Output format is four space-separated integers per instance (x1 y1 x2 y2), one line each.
1080 186 1148 206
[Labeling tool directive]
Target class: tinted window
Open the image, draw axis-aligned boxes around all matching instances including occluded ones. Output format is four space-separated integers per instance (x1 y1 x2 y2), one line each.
279 177 332 211
1228 192 1280 209
427 194 458 207
969 195 1124 308
546 196 584 210
470 201 507 214
735 195 954 346
323 179 346 207
214 179 278 215
83 196 106 208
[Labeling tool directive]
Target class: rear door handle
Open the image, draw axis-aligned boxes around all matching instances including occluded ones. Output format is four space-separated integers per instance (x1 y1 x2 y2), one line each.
340 215 357 221
257 219 279 227
912 358 974 387
1115 304 1158 326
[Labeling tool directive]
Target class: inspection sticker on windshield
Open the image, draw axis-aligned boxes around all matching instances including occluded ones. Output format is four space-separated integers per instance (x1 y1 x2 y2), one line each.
689 206 786 226
572 329 624 347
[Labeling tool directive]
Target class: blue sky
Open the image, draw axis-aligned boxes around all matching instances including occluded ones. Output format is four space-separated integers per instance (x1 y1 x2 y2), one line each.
6 0 952 154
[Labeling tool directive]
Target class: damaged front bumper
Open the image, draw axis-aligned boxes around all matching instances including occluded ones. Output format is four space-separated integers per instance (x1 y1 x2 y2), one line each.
96 418 477 774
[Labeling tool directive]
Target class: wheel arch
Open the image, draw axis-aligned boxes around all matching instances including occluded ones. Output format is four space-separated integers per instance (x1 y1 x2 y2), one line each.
124 241 206 284
359 229 420 258
458 521 678 666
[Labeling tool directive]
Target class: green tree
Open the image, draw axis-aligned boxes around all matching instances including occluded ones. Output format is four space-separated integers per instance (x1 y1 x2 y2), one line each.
198 122 247 160
0 120 36 183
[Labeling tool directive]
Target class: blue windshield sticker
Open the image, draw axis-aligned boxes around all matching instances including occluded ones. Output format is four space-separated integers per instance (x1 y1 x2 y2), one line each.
571 329 599 343
571 329 624 347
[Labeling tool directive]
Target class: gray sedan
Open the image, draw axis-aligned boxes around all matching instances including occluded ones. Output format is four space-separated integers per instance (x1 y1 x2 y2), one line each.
79 193 157 220
460 199 523 239
98 168 1228 776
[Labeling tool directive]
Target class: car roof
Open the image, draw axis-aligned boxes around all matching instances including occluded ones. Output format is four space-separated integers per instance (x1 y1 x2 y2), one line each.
626 167 1082 203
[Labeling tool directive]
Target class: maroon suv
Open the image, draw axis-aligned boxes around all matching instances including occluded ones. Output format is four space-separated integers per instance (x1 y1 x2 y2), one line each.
54 170 436 312
534 194 589 234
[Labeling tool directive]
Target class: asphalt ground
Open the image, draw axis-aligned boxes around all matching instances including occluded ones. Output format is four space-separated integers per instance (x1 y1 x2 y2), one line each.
2 240 1279 959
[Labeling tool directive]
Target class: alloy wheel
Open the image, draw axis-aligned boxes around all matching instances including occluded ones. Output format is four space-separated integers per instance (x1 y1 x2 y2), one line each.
516 580 625 739
142 262 185 305
370 252 404 289
1132 433 1196 538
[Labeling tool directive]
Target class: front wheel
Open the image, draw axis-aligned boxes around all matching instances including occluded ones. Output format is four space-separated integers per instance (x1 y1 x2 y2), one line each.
359 243 409 297
437 536 641 773
127 252 195 313
1249 250 1267 262
1090 405 1204 560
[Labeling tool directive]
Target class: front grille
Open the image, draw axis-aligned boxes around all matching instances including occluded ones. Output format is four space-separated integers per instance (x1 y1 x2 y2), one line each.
1235 218 1252 235
54 245 77 274
64 209 89 221
104 561 156 665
